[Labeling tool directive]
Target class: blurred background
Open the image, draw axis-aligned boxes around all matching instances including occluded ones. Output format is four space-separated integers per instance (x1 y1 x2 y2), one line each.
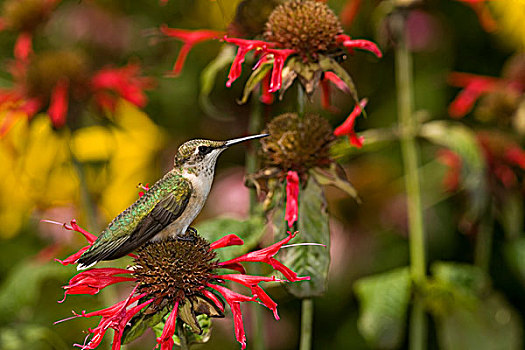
0 0 524 349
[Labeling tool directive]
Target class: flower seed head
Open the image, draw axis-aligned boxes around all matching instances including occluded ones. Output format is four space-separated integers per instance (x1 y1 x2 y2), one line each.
264 0 343 61
261 112 335 177
132 234 218 302
25 50 89 98
2 0 52 32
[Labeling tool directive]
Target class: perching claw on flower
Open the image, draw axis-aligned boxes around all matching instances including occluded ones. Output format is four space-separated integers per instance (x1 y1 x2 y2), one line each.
53 220 309 350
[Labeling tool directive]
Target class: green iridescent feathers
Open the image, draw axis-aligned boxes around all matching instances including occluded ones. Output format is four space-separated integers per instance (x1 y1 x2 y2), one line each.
77 173 191 268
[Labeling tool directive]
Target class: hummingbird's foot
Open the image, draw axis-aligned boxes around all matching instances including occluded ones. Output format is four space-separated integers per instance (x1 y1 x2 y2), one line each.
177 227 198 241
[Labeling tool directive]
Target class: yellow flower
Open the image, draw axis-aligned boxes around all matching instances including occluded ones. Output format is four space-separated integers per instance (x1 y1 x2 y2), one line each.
490 0 525 50
0 100 165 238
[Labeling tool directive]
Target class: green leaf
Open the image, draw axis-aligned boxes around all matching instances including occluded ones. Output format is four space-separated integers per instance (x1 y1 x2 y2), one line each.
425 262 523 350
504 238 525 288
195 215 266 261
0 324 68 350
274 177 331 298
0 260 70 323
420 121 489 220
288 58 322 95
311 164 360 203
354 267 411 349
239 59 273 104
424 262 488 315
152 313 213 346
436 293 522 350
498 193 524 240
318 54 360 107
431 262 488 296
122 305 170 344
199 45 236 116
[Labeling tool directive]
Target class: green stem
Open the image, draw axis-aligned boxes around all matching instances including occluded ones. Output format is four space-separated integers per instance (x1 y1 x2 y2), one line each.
393 11 427 350
71 149 118 350
474 204 494 272
178 321 189 350
297 83 306 116
248 92 265 350
296 82 313 350
299 299 314 350
71 154 98 232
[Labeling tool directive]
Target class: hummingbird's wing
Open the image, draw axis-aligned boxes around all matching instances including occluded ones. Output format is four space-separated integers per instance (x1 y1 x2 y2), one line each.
77 176 192 269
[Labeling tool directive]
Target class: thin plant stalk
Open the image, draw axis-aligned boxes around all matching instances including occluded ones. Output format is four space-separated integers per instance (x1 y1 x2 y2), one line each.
393 12 427 350
71 153 98 233
300 299 314 350
248 93 265 350
297 83 306 116
296 82 313 350
71 148 119 350
474 204 494 272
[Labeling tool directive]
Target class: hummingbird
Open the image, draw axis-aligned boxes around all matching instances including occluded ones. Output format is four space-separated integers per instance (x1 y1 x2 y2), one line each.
76 134 268 270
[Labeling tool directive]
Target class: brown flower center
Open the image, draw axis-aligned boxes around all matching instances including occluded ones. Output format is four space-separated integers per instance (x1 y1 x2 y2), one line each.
261 112 335 177
2 0 52 32
25 50 90 98
263 0 343 61
132 233 218 302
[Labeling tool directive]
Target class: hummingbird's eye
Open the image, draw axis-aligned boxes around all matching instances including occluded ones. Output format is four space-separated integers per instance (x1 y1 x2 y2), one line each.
198 146 212 155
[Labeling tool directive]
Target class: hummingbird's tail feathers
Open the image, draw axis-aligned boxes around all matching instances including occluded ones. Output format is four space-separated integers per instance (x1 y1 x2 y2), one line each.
76 236 132 269
77 261 97 271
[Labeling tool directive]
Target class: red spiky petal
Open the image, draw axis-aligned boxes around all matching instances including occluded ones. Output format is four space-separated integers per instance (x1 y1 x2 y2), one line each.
285 171 299 228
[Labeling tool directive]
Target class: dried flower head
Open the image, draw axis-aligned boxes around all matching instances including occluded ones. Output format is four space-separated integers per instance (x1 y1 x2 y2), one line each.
133 233 218 302
53 220 308 350
25 50 89 98
1 0 54 32
264 0 343 61
223 0 381 109
261 112 335 177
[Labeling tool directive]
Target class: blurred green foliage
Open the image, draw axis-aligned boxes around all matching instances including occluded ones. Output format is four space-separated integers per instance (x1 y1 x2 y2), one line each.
0 0 524 349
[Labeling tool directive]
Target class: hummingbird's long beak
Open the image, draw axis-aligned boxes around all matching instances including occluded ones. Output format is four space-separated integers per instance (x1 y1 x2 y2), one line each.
224 134 269 147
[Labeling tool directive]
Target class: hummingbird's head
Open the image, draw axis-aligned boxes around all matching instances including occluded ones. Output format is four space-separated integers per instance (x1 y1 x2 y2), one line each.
174 134 269 175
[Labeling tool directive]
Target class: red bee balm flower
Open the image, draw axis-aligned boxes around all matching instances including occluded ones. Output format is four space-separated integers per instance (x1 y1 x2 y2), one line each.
334 98 367 148
52 220 309 350
224 0 381 107
448 72 502 118
285 171 300 228
91 63 154 112
160 26 224 76
0 0 61 61
0 52 153 133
